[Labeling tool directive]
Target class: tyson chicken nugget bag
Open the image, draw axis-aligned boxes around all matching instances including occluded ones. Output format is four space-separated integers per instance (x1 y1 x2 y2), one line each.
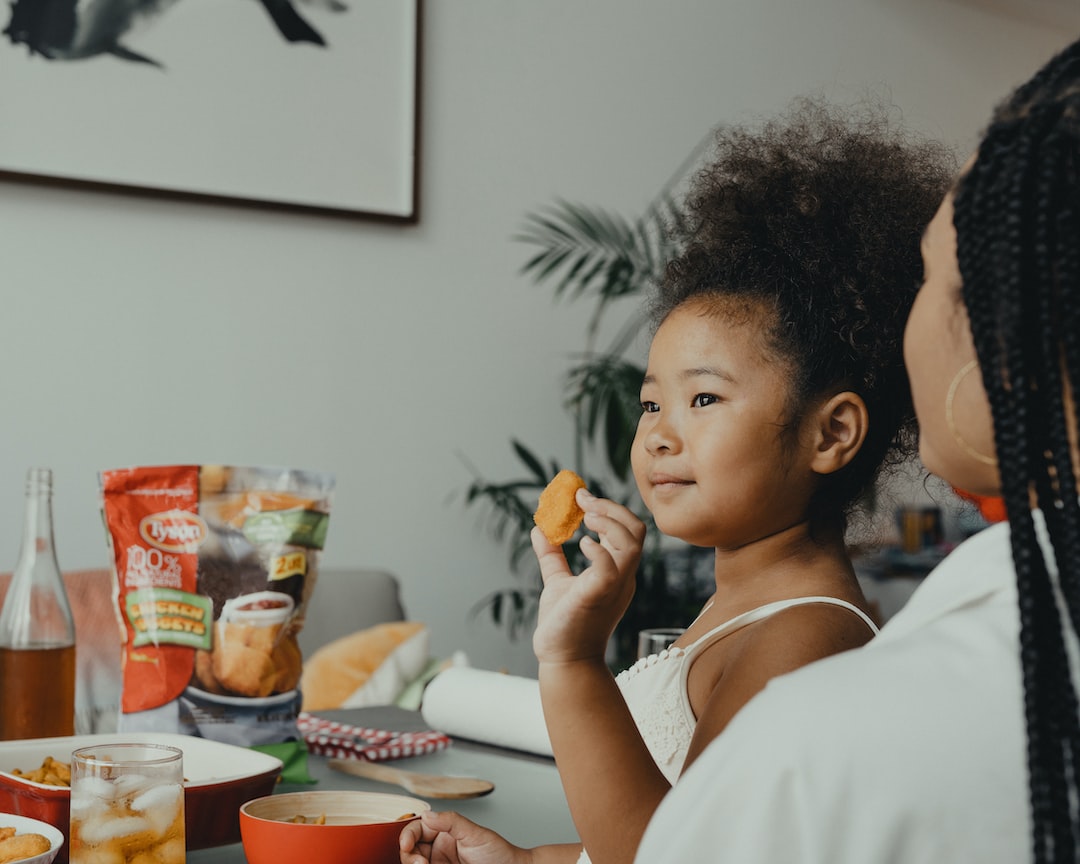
99 465 333 747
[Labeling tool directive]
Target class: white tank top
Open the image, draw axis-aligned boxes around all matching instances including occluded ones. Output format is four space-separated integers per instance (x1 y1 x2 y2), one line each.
575 595 878 864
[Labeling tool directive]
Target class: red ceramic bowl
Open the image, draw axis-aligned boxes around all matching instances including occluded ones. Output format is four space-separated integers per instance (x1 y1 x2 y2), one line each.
0 733 282 864
240 790 429 864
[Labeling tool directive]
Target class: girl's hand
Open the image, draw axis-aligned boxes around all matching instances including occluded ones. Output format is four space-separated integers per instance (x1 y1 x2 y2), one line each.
399 811 529 864
531 489 645 665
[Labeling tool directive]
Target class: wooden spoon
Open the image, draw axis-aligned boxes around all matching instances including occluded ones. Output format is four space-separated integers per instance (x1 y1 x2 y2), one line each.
328 759 495 799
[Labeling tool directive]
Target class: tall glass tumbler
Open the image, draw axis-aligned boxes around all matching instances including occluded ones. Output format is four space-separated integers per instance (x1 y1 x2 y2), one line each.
70 743 185 864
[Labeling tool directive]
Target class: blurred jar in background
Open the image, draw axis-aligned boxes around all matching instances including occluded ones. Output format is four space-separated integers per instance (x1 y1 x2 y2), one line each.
896 506 944 554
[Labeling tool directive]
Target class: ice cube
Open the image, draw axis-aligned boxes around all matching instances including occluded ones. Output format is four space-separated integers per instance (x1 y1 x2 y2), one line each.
113 772 153 796
79 814 152 845
70 777 115 818
129 836 185 864
73 776 114 800
131 783 182 814
69 793 109 822
131 783 183 834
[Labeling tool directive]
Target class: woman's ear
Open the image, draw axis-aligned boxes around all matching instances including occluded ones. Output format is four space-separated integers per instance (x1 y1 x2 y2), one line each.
808 391 869 476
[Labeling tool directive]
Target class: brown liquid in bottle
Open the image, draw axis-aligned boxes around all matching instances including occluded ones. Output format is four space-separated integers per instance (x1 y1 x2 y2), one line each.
0 644 75 739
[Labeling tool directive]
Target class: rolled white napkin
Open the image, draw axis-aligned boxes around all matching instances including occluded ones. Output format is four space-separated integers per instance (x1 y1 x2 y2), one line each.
421 667 553 757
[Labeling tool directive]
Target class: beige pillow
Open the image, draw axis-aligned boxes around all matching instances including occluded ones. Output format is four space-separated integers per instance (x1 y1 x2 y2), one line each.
300 621 428 711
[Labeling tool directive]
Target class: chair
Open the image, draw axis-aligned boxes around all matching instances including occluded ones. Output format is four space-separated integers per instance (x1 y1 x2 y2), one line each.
295 568 407 658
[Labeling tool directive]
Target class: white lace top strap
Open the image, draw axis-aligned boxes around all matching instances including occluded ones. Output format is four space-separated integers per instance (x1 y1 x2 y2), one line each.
685 595 878 657
677 595 878 726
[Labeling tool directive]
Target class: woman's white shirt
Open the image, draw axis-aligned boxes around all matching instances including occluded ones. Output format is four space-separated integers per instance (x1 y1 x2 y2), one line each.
636 518 1040 864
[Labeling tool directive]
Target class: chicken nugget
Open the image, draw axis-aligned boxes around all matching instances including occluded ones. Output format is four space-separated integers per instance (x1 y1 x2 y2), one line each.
534 470 587 545
212 625 278 698
241 621 284 654
0 832 51 863
194 648 227 694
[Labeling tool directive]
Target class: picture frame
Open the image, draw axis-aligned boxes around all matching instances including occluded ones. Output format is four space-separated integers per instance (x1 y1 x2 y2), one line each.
0 0 421 223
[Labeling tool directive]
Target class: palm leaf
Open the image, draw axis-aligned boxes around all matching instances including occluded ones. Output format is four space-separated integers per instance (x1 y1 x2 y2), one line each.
470 588 541 641
511 440 549 484
515 199 670 305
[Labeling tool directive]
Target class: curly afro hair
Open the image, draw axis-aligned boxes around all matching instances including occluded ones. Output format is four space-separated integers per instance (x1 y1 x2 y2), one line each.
654 96 956 528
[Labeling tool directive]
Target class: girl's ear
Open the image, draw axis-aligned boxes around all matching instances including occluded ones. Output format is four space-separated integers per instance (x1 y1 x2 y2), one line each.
808 391 869 476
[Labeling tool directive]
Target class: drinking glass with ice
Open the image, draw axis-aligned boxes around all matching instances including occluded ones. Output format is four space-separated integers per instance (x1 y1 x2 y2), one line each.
70 743 185 864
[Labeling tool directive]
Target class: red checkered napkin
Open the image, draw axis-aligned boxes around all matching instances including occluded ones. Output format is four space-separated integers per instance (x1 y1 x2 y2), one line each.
297 712 451 762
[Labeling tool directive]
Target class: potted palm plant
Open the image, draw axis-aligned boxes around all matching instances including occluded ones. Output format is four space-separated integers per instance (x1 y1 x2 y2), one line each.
464 155 715 668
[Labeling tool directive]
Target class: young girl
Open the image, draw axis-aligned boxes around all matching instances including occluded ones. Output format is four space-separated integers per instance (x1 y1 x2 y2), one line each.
401 98 954 864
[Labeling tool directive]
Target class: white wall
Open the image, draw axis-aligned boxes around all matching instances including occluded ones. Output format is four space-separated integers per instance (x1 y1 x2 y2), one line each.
1 0 1076 676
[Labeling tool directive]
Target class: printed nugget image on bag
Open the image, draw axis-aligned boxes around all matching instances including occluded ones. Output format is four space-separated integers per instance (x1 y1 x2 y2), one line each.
99 465 334 747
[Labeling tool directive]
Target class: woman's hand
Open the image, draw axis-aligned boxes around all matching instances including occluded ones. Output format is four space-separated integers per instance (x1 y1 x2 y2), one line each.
531 489 645 665
399 811 529 864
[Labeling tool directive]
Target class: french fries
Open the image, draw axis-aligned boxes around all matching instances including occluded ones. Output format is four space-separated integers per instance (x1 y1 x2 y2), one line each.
284 813 327 824
10 756 70 787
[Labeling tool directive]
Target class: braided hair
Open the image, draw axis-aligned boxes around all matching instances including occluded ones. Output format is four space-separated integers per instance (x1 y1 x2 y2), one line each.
953 39 1080 863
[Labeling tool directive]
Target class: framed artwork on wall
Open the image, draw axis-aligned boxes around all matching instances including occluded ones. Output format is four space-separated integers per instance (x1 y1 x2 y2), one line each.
0 0 421 222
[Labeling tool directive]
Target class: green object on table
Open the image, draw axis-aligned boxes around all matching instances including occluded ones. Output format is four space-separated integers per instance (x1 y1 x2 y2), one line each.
396 657 446 710
251 740 316 785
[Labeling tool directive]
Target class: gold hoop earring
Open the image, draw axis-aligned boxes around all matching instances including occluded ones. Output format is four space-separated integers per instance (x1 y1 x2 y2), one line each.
945 359 997 466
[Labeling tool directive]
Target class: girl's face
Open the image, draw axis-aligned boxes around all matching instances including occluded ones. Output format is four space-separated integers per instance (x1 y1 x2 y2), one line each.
631 299 818 549
903 192 999 496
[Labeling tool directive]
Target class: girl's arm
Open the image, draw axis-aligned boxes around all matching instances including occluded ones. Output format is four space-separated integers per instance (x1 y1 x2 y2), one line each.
538 658 669 864
532 494 669 864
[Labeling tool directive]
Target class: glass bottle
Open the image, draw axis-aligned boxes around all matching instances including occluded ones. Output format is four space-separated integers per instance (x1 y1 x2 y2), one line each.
0 467 76 739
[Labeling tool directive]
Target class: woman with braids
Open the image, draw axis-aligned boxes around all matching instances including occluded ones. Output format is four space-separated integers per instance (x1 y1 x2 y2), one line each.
635 39 1080 864
401 98 953 864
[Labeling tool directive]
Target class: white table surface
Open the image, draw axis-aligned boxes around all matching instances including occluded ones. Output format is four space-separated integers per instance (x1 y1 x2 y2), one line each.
189 706 578 862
